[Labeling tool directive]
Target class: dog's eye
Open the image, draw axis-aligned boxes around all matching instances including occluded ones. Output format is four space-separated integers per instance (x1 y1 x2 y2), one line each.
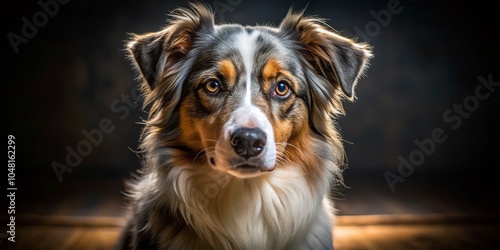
274 81 291 97
203 80 221 94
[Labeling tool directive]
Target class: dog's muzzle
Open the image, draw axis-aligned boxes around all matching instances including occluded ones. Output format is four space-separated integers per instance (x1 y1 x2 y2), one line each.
211 104 276 178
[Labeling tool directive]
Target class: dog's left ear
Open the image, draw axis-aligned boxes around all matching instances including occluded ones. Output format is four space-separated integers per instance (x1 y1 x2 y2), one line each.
125 3 215 122
126 3 215 92
279 10 372 98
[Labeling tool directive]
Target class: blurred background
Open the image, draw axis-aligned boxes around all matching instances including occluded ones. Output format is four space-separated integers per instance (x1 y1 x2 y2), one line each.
2 0 500 249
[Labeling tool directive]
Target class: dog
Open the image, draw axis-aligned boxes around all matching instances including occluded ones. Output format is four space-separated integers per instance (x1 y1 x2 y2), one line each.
118 3 372 249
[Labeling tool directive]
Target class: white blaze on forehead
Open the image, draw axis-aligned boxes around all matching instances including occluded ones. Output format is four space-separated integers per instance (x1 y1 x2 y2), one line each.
235 30 260 105
213 31 277 175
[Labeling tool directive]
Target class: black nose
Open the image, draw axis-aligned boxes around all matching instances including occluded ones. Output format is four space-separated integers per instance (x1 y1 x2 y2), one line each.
230 128 267 159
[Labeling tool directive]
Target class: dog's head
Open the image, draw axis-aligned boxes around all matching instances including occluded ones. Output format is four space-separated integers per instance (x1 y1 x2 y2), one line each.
127 4 372 179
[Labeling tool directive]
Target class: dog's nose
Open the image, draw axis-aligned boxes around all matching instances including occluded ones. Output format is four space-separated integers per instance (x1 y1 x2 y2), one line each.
230 128 267 159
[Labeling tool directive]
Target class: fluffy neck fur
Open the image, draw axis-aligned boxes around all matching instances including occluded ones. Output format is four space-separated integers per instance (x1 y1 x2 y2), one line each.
133 129 338 249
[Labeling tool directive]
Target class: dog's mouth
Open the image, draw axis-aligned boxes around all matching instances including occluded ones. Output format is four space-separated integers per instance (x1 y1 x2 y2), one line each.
227 163 273 178
209 156 274 178
236 164 259 169
235 164 272 172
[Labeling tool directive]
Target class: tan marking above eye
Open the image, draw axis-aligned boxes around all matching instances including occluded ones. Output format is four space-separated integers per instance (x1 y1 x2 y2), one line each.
262 58 281 80
262 58 298 96
218 59 237 86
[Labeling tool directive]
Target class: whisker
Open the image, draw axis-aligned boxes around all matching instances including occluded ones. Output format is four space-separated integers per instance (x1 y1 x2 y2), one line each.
274 142 295 166
275 155 288 165
201 139 219 143
193 146 215 163
275 142 307 161
342 139 353 145
193 149 207 163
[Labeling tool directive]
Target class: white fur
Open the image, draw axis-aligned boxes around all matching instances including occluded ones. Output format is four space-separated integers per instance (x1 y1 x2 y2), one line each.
235 30 260 105
138 161 334 250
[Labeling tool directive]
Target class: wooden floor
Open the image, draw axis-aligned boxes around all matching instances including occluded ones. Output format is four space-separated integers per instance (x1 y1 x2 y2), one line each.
3 214 499 250
2 174 499 249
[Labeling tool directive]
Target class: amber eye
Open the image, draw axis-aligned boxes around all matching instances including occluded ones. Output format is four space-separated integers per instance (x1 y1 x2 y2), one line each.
274 81 291 97
203 79 221 94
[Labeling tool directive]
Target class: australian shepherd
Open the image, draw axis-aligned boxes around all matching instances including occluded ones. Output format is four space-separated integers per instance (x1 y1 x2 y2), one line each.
119 3 372 249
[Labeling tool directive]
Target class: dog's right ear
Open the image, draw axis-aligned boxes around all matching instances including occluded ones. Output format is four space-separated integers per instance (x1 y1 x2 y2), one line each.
126 3 215 91
127 31 166 89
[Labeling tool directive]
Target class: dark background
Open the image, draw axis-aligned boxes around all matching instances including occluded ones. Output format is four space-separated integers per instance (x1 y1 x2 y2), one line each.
2 0 500 212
